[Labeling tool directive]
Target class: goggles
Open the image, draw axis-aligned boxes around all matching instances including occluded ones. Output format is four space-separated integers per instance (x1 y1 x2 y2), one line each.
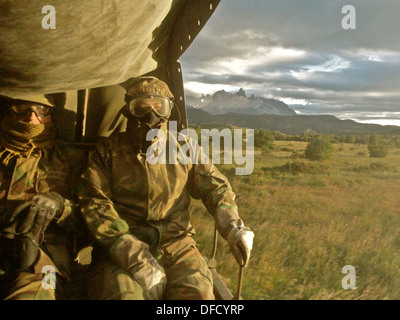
128 94 173 118
10 102 52 117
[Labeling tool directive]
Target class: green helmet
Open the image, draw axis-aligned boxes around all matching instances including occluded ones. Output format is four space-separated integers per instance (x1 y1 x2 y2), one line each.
125 76 174 100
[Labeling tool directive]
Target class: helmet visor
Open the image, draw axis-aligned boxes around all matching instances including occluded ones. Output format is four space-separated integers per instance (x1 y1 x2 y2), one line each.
10 102 52 117
128 95 172 118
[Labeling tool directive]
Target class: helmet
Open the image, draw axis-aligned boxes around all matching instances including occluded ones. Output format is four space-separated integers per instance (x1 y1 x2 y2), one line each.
0 93 56 107
125 76 174 100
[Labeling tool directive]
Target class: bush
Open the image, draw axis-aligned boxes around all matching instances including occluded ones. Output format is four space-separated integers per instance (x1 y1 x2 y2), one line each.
368 134 389 158
305 135 334 161
255 130 275 151
261 145 273 155
290 150 305 159
352 162 398 173
280 160 319 174
261 160 324 175
345 135 356 144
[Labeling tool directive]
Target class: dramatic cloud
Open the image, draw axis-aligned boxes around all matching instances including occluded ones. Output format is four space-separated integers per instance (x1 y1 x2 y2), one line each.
180 0 400 126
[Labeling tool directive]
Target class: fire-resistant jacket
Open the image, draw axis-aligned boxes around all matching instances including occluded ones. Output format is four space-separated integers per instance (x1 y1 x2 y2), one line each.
79 125 243 271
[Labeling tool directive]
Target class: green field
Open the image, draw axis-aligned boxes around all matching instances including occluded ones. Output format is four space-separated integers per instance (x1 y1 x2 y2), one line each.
190 140 400 300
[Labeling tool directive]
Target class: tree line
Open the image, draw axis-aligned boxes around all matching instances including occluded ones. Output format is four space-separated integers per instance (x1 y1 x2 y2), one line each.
255 129 396 160
190 126 399 160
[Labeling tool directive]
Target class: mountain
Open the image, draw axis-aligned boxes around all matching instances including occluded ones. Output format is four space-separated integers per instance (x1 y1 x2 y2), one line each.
186 88 296 116
186 108 400 135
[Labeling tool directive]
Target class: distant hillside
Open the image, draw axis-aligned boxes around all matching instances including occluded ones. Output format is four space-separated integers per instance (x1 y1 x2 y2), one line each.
186 88 296 116
187 108 400 135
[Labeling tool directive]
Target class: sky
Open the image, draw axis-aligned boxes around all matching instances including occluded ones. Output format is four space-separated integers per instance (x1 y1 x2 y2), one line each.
180 0 400 126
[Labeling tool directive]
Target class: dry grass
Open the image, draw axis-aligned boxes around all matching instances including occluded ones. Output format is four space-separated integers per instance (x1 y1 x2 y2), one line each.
190 141 400 300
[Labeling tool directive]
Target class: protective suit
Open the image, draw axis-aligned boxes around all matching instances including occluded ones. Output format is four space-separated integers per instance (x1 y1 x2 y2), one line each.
0 94 86 300
79 77 254 300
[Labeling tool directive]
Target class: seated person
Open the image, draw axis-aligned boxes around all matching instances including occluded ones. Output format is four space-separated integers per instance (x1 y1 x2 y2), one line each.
78 77 254 300
0 94 86 300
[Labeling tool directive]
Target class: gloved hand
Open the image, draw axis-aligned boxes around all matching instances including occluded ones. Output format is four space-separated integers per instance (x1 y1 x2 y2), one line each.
227 226 254 267
0 193 64 271
14 192 64 241
109 234 167 300
131 256 167 300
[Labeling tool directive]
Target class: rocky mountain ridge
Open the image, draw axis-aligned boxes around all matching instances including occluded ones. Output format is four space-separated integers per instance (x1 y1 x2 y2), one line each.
186 88 296 116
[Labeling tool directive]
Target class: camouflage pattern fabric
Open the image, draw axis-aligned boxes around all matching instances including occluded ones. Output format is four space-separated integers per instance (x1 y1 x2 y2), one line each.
0 249 61 300
79 124 242 299
87 236 213 300
87 246 144 300
159 236 214 300
0 141 86 300
0 271 55 300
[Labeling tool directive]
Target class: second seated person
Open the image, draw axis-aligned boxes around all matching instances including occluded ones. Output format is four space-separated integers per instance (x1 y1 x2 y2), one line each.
78 76 254 300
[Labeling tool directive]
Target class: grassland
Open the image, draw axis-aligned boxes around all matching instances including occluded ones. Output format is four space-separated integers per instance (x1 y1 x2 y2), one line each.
190 140 400 300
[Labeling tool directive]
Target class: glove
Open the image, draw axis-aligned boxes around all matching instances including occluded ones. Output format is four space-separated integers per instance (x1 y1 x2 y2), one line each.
213 206 255 267
0 193 64 271
109 234 167 300
15 192 64 241
131 256 167 300
227 226 254 267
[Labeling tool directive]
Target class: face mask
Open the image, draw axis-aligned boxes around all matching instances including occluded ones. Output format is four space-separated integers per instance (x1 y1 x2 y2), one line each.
139 110 166 128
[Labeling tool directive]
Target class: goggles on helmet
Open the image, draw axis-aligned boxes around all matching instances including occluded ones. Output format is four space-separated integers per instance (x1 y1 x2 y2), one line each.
128 94 172 118
10 101 52 118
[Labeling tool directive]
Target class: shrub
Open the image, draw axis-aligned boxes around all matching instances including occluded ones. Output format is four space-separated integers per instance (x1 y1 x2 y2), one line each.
345 135 356 144
281 160 318 174
261 145 273 155
368 134 389 158
352 162 398 173
305 135 334 161
261 160 324 175
254 129 275 151
290 150 305 159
